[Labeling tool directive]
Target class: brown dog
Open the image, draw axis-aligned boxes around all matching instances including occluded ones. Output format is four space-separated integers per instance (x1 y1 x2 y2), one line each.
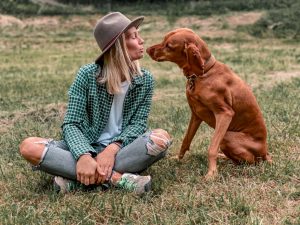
147 28 272 179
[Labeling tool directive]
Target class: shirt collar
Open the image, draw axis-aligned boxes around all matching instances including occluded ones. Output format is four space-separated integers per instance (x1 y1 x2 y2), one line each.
131 74 144 86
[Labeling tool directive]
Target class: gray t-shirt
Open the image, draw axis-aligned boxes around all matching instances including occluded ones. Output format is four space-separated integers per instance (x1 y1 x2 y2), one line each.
97 81 130 146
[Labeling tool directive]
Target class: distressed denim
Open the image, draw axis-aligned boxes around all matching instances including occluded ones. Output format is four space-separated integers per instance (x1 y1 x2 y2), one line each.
35 131 168 180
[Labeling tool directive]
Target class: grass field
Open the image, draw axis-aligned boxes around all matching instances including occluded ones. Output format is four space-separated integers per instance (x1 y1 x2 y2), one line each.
0 11 299 224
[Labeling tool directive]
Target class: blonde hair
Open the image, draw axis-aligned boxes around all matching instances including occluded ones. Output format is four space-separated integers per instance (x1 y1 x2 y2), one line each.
98 33 142 94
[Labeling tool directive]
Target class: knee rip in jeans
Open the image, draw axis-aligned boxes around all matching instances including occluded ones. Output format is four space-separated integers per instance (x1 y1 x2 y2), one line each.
146 130 172 156
33 139 53 167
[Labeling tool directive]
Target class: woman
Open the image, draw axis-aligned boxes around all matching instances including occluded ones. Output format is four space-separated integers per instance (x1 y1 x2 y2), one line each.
19 12 171 195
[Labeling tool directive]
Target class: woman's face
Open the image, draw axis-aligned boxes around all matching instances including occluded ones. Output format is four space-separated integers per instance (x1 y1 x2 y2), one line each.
125 26 144 61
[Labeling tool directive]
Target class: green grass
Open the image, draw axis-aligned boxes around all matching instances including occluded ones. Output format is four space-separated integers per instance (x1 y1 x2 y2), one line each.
0 12 299 225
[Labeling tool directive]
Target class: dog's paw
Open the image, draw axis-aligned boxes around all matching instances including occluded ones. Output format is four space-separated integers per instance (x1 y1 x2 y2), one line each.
204 170 218 181
178 148 189 159
169 153 185 160
178 154 185 159
169 155 181 160
265 154 273 164
218 153 229 160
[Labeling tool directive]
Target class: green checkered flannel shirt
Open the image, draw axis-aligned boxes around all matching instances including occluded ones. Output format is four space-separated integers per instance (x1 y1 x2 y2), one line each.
62 63 154 160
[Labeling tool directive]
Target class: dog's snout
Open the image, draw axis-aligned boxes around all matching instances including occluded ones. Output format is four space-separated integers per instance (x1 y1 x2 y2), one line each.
146 46 158 60
146 46 152 55
146 46 155 56
146 43 169 62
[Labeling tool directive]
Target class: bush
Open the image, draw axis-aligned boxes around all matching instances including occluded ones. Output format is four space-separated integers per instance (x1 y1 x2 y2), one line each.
1 0 299 41
1 0 298 17
248 2 300 39
0 0 39 15
0 0 96 15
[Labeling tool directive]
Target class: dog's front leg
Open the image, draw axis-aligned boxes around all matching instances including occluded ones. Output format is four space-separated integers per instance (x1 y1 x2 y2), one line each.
206 111 234 180
178 113 202 159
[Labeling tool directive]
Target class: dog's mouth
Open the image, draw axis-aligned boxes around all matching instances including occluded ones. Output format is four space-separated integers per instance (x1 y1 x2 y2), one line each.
152 55 167 62
147 54 164 62
146 47 165 61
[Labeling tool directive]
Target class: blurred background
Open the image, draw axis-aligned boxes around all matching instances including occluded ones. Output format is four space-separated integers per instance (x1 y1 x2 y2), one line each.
1 0 300 40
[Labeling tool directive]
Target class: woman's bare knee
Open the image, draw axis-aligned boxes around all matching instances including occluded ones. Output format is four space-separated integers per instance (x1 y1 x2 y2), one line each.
20 137 40 154
19 137 47 165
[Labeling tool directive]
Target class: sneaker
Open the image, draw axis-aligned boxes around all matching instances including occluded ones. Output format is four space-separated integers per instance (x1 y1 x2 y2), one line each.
116 173 151 195
54 177 109 193
53 176 78 193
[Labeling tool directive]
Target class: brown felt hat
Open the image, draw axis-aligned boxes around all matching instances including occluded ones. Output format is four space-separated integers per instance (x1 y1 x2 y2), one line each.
94 12 144 64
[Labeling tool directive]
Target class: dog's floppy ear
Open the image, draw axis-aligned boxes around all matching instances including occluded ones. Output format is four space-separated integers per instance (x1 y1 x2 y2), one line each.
184 42 205 73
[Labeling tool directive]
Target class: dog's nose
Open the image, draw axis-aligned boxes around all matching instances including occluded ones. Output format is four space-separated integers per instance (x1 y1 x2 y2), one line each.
146 46 152 55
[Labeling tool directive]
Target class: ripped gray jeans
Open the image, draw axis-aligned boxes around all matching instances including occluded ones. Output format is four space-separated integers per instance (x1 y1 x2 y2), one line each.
35 131 169 180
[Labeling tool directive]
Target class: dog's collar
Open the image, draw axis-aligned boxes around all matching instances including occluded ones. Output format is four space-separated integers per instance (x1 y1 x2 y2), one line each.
185 54 216 90
186 54 216 79
203 54 216 74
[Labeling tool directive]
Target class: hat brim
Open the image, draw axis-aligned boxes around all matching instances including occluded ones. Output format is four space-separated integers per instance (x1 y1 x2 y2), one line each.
95 16 144 64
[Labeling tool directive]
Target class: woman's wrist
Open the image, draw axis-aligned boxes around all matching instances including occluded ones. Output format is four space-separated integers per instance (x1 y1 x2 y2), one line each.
78 153 93 162
112 141 122 149
108 142 122 155
79 151 97 159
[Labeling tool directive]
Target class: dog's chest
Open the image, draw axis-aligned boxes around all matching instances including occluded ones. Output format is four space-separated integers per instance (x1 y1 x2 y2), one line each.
186 90 215 126
186 81 207 102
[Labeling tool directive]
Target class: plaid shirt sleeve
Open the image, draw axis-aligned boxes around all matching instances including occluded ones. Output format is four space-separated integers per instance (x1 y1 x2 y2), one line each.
110 71 154 146
62 66 96 160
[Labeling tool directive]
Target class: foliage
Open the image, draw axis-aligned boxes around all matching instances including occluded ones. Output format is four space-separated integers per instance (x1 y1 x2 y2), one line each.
246 2 300 39
0 0 39 15
0 0 95 15
1 0 300 40
0 0 298 16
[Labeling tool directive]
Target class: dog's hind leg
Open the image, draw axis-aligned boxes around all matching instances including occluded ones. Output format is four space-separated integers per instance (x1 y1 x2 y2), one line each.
220 131 268 164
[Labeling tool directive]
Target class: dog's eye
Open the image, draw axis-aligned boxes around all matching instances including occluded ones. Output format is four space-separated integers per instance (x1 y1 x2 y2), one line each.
166 43 172 50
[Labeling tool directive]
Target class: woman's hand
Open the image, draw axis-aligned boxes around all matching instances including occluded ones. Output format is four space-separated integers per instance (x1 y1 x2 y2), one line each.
95 143 120 184
76 154 98 185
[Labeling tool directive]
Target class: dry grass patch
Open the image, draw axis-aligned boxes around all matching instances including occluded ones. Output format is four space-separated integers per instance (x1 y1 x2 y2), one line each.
0 103 66 134
264 70 300 88
226 11 264 27
0 15 24 27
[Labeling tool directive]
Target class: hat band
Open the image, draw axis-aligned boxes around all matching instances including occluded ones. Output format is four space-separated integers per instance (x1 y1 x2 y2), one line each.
102 32 122 52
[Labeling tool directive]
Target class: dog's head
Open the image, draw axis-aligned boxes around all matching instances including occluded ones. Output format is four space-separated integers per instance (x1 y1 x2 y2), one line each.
146 28 211 69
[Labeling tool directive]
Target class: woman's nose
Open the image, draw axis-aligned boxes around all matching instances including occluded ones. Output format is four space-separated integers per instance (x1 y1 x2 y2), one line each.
139 37 144 45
